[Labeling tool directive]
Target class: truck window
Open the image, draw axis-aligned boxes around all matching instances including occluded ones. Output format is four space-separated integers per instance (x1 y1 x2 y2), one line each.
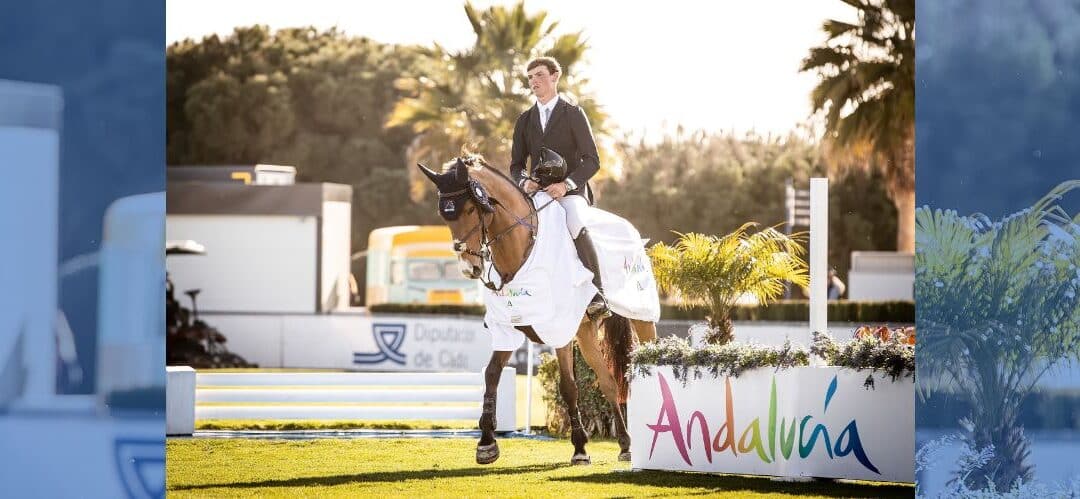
407 261 442 281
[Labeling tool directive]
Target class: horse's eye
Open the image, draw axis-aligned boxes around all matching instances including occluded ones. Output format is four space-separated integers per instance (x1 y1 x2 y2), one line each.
466 207 475 215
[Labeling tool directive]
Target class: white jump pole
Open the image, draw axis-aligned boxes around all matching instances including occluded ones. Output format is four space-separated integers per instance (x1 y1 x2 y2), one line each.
809 178 828 366
524 341 533 434
0 80 62 408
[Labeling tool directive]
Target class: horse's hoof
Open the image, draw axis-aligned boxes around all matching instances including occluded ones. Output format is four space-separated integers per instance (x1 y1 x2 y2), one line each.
617 451 631 462
571 453 591 465
476 442 500 465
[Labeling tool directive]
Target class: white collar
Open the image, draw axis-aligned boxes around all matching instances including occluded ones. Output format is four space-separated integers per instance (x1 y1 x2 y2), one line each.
536 94 560 113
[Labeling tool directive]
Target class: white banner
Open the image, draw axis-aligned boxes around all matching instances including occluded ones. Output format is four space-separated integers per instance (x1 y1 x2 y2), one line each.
347 316 493 372
629 366 913 483
201 313 552 373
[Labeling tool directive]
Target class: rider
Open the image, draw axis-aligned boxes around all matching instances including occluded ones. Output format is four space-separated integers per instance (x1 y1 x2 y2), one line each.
510 56 610 321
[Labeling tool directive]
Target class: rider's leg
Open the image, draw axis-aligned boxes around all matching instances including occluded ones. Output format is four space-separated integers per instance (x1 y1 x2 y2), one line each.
558 195 610 320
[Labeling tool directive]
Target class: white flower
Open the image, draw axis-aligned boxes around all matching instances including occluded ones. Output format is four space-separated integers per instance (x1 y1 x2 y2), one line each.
1015 334 1022 341
935 280 944 288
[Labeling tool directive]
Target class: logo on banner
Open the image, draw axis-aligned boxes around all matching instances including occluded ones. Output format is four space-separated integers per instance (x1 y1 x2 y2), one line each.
624 255 647 274
114 438 165 499
645 373 879 474
353 323 407 365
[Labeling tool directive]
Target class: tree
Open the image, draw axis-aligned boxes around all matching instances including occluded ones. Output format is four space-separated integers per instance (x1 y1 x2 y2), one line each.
649 227 810 345
599 130 896 284
386 1 609 201
167 26 437 301
801 0 915 252
916 180 1080 490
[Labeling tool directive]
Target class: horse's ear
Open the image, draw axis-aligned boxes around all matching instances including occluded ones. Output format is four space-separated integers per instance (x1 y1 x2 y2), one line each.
416 163 439 183
454 158 470 184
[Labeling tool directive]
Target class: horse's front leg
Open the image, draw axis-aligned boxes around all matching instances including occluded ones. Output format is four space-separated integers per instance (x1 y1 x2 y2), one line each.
476 350 512 465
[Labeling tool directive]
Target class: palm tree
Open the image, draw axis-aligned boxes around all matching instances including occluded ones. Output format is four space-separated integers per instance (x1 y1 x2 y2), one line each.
801 0 915 252
649 225 810 345
386 1 608 201
916 180 1080 490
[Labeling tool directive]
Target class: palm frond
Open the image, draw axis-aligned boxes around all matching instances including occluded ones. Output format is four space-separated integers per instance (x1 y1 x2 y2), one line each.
648 226 809 329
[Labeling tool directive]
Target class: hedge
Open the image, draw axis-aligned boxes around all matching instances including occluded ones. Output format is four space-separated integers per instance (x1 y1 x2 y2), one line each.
369 303 485 315
369 299 914 323
917 391 1080 430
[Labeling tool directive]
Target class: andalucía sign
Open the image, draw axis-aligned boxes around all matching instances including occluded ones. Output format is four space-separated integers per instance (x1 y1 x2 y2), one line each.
628 366 914 483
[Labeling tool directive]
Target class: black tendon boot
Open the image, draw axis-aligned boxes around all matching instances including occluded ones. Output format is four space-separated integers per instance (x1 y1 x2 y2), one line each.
573 228 611 321
476 395 499 464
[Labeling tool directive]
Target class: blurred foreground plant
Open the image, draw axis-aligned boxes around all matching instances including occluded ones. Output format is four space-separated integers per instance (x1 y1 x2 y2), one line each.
916 180 1080 490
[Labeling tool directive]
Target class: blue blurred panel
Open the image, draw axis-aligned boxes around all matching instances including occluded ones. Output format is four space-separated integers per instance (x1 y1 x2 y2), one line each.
0 0 165 496
917 0 1080 496
0 0 165 394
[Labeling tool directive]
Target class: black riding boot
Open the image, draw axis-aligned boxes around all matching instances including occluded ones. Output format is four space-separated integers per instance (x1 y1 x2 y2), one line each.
574 228 611 321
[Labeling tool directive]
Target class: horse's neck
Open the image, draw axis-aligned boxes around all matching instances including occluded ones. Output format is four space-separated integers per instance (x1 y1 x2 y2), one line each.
477 167 532 277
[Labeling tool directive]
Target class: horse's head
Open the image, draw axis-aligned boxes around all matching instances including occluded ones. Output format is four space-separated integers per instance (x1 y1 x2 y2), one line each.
417 157 497 279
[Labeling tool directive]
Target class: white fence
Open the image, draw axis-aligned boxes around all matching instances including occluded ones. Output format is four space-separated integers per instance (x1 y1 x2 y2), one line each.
168 368 516 434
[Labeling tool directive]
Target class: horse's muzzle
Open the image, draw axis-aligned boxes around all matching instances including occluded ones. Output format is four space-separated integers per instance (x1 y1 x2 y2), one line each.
459 259 482 279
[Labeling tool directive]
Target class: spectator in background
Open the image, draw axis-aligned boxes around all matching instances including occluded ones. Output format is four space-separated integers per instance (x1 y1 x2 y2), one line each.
827 268 846 300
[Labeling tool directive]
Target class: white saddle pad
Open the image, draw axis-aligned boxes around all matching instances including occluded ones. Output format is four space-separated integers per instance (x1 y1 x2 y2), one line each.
482 192 660 352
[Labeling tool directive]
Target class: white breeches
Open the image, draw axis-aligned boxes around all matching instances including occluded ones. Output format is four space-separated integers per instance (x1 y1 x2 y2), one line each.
558 194 589 238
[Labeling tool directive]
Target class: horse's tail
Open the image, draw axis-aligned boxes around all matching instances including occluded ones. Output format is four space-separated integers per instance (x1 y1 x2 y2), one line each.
601 313 633 404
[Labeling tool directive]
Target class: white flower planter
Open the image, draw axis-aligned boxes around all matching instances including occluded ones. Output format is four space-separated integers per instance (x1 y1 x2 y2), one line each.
628 365 914 483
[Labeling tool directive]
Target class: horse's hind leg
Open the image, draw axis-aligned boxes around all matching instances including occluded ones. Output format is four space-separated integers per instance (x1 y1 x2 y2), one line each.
555 342 590 465
476 350 512 465
576 319 632 461
630 319 657 344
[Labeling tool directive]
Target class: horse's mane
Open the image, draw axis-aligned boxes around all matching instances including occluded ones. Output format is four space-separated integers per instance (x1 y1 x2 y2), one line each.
442 153 531 200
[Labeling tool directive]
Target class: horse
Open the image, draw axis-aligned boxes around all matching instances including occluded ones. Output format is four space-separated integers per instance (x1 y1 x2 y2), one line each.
417 155 657 465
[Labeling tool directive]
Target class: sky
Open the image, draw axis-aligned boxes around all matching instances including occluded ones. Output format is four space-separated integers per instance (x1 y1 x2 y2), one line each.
167 0 854 141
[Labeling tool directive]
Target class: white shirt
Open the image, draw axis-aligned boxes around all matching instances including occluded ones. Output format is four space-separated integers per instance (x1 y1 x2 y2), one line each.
537 94 560 131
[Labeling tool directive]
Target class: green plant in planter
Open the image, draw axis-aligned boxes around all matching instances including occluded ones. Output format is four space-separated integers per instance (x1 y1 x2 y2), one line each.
629 335 810 382
648 224 809 344
811 330 915 388
536 348 620 438
917 180 1080 491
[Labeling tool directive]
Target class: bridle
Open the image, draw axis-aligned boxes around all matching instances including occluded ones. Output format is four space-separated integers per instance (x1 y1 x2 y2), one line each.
445 169 556 291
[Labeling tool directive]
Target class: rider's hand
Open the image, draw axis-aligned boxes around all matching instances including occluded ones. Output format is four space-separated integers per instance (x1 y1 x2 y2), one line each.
523 179 541 193
545 182 569 199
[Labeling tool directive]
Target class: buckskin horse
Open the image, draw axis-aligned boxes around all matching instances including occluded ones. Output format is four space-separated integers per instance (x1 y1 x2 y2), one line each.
418 155 657 465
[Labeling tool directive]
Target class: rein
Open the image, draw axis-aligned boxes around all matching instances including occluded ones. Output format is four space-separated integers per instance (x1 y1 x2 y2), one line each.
449 168 557 291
